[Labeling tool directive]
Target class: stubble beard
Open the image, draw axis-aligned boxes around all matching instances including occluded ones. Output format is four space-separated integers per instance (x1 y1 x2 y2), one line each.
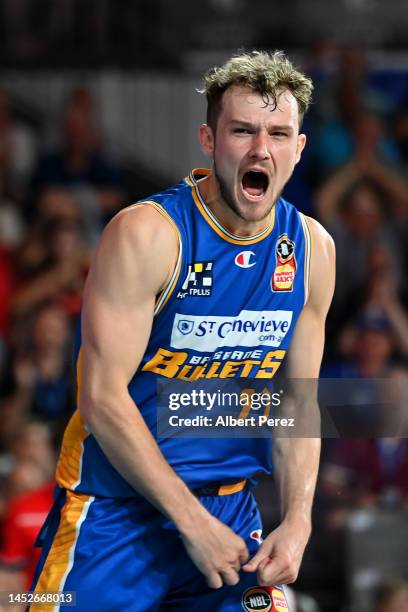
214 160 284 225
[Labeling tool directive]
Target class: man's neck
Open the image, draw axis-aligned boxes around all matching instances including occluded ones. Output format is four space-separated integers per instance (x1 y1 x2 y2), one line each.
198 173 275 237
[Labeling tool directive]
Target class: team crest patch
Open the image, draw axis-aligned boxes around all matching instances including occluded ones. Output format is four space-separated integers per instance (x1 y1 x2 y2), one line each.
271 235 296 292
177 261 213 299
271 587 289 611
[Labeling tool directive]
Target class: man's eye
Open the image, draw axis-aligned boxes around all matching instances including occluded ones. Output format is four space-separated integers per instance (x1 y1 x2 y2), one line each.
233 128 251 134
272 131 287 137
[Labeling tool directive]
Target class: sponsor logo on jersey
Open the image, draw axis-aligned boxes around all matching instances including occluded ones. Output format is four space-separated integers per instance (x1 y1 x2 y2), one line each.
235 250 256 268
143 347 286 380
271 235 296 292
170 310 293 352
177 261 213 298
242 587 273 612
250 529 263 543
271 587 289 611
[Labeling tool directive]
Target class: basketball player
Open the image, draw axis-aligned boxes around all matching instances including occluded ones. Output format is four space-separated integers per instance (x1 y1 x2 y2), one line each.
31 51 335 611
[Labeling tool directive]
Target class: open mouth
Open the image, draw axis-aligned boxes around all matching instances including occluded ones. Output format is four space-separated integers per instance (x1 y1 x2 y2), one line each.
241 171 269 199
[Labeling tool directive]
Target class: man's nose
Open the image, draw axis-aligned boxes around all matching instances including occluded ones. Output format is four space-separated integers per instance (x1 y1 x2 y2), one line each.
249 132 271 160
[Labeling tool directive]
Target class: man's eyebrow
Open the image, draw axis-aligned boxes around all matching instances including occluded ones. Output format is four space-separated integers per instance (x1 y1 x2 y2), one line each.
229 120 256 128
229 120 294 131
267 124 294 131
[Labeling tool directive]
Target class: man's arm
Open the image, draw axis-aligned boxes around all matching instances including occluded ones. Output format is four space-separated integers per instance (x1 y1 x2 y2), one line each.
79 205 248 589
243 217 335 585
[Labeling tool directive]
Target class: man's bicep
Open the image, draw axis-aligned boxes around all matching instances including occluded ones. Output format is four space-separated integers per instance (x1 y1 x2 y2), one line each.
81 277 155 394
79 208 177 399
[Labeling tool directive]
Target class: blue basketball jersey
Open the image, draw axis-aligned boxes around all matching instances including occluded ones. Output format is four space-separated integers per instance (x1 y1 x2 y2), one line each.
56 168 312 496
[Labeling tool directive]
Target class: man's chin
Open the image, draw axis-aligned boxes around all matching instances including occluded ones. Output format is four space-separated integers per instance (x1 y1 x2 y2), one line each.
236 197 276 225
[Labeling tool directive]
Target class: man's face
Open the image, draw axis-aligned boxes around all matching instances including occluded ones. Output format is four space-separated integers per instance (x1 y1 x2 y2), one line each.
200 85 306 224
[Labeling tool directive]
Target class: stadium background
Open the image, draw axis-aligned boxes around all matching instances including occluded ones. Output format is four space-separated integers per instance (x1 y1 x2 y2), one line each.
0 1 407 610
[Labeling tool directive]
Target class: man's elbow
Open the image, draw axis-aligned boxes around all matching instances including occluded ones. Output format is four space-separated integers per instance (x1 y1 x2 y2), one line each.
78 386 121 429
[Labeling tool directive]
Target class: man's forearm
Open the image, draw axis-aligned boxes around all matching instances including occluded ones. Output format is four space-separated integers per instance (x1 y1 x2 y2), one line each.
273 435 320 528
80 390 208 534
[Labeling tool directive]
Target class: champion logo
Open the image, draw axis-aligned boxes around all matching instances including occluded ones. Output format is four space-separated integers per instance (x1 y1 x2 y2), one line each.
250 529 263 543
235 251 256 268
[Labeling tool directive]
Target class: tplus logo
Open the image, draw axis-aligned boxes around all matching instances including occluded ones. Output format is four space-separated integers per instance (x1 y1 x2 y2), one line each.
235 251 256 268
177 261 213 299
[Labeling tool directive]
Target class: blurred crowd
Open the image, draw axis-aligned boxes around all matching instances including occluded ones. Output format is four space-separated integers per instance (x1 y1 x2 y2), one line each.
0 44 407 611
0 84 126 596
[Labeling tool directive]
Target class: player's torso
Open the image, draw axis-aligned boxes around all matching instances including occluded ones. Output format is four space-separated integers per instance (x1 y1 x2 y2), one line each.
57 170 311 495
141 171 310 387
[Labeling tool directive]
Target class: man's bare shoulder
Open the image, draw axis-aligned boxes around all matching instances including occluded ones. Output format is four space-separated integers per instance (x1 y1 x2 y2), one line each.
304 214 335 258
89 203 179 297
303 215 335 313
106 203 178 256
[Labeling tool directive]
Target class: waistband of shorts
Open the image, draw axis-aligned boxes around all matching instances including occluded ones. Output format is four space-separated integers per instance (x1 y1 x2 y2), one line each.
193 479 247 497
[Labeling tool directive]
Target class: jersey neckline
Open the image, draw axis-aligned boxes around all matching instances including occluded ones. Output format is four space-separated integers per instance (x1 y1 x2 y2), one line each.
186 168 276 245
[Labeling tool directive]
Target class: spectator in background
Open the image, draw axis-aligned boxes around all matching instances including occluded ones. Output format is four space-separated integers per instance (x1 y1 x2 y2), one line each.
0 90 37 190
0 420 55 592
32 94 124 227
316 112 408 226
322 309 408 435
8 304 74 424
0 92 29 253
375 578 408 612
321 438 408 511
0 480 54 591
36 186 98 250
308 46 399 182
314 434 408 611
5 421 56 484
12 218 89 320
335 242 408 365
14 188 86 284
315 143 408 329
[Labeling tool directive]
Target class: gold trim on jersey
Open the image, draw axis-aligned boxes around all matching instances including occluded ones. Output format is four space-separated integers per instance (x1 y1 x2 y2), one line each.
56 410 89 491
188 168 275 245
33 491 94 610
120 200 183 316
56 350 89 491
299 213 312 305
185 168 211 186
218 480 247 495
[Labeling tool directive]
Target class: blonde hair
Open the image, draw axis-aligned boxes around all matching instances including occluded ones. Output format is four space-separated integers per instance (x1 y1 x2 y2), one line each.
200 50 313 128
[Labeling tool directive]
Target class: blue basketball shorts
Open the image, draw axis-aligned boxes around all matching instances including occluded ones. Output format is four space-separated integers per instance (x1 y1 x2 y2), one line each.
30 485 286 611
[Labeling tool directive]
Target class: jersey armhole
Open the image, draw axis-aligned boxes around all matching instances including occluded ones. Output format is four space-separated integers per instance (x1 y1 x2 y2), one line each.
299 212 312 306
123 200 183 316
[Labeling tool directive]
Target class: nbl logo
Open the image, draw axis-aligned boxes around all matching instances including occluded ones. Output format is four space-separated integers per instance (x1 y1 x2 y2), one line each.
242 586 288 612
242 587 272 612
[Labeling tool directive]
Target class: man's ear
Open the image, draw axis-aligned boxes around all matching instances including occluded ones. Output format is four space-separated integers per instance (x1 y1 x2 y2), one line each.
295 133 307 164
199 124 215 157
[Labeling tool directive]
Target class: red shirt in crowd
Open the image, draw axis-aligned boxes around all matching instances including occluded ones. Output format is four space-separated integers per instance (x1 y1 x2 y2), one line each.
0 482 54 588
